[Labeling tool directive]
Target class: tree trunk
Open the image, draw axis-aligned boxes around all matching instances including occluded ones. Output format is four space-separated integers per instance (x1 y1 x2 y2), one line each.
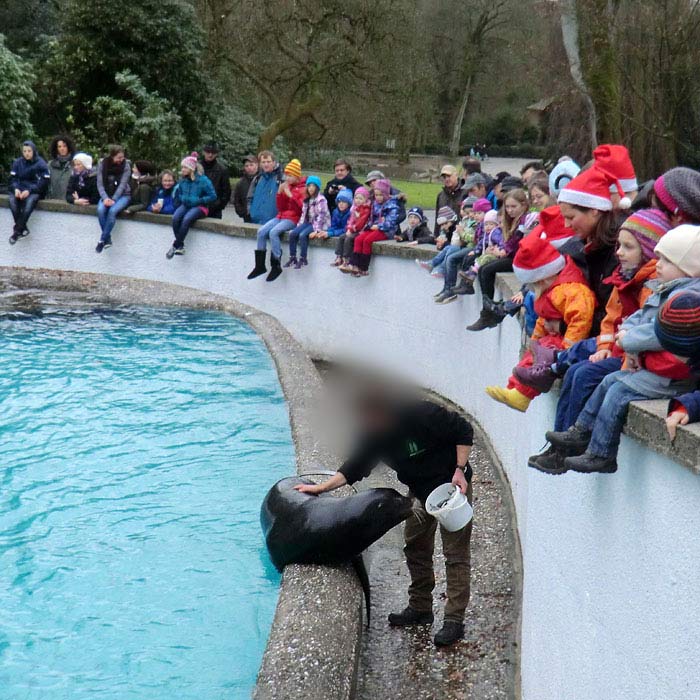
560 0 598 150
449 73 474 157
257 93 324 151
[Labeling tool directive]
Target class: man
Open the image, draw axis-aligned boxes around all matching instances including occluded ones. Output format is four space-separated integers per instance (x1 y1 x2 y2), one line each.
248 150 284 224
201 143 231 219
434 165 463 236
233 155 258 223
324 158 360 211
462 172 499 210
520 160 544 187
295 396 474 647
460 156 482 179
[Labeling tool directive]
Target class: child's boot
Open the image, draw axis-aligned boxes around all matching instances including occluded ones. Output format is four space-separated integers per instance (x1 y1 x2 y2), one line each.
485 386 531 412
283 256 297 268
247 250 267 279
294 257 305 269
513 363 557 393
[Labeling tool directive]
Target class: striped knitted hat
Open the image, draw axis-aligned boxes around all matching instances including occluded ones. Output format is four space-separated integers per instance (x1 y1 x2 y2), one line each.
436 205 458 224
654 291 700 362
284 159 302 178
654 167 700 222
619 208 672 262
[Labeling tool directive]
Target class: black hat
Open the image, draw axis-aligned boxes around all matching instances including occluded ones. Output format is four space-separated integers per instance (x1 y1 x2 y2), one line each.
493 171 511 186
501 176 524 193
202 142 219 153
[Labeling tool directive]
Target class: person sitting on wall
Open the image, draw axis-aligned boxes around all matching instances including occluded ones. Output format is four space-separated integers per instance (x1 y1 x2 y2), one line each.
47 134 76 201
323 158 360 211
147 170 177 215
95 144 132 253
125 160 157 214
65 153 99 206
248 150 284 225
233 155 258 223
201 143 231 220
395 206 434 245
8 140 51 245
434 165 463 237
294 393 475 648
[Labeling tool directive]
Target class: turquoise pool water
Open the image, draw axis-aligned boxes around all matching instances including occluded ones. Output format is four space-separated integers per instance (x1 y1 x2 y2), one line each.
0 304 294 699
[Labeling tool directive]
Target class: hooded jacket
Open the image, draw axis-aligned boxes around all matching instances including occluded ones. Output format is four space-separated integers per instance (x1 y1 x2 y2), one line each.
299 191 331 231
9 141 50 198
371 197 404 237
65 169 99 205
248 165 284 224
347 203 372 234
327 206 351 237
173 173 217 210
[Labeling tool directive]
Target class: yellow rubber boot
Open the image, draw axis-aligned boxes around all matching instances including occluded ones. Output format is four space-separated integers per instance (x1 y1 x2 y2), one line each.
485 386 531 413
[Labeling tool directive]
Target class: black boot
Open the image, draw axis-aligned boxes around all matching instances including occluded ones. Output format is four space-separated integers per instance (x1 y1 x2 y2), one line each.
387 606 434 627
528 445 569 475
466 306 501 331
434 620 465 647
266 254 283 282
247 250 267 279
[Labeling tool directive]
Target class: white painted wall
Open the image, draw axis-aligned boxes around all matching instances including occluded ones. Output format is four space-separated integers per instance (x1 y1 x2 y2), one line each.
2 207 699 700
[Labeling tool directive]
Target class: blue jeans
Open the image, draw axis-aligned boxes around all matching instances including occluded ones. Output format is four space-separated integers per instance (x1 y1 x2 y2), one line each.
256 218 296 258
430 244 460 274
97 196 131 242
9 193 40 231
288 222 314 258
172 205 205 247
554 356 623 431
444 248 471 291
575 371 645 457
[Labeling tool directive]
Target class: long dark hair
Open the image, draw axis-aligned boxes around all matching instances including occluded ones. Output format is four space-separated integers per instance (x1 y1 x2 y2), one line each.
49 134 76 160
572 206 620 249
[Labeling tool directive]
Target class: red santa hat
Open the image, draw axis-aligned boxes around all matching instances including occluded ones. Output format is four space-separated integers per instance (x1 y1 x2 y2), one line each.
558 165 631 212
513 230 566 284
593 144 638 194
530 205 576 250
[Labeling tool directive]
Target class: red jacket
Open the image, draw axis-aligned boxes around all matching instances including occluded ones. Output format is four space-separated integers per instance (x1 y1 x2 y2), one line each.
275 179 307 222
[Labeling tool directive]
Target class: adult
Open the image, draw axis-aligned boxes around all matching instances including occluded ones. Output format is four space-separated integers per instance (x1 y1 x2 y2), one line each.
47 134 76 200
65 153 99 206
520 160 544 186
434 165 464 236
8 140 50 244
652 167 700 226
528 176 555 210
294 395 474 648
460 156 482 180
233 155 258 222
201 143 231 219
365 170 403 198
147 170 177 215
548 159 581 198
593 144 638 205
125 160 157 214
248 150 284 224
323 158 360 210
95 144 131 253
462 172 498 209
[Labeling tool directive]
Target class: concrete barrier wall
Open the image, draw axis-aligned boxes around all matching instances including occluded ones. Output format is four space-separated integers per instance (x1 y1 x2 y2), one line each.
2 200 700 700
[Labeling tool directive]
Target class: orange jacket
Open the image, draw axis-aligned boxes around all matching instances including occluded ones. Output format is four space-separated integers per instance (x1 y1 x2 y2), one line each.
597 260 656 355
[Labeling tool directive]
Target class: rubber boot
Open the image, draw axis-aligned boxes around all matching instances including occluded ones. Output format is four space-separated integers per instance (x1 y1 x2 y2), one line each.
247 250 267 279
266 254 283 282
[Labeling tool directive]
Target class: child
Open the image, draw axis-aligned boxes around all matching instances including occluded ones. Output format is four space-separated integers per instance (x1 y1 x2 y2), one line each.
414 206 460 278
395 207 433 245
324 188 353 253
485 230 596 413
247 159 306 282
286 175 330 269
345 179 404 276
336 187 371 269
547 224 700 473
455 209 504 294
66 153 99 206
147 170 177 215
8 140 50 244
165 152 216 259
95 144 132 253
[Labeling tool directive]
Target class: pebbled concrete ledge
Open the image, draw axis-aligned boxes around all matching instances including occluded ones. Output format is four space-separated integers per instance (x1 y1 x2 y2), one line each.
0 265 363 700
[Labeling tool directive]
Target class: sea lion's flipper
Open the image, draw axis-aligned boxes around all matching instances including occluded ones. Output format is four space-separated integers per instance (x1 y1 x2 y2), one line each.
352 554 371 623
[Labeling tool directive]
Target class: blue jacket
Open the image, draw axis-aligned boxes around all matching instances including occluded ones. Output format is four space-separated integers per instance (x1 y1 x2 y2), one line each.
670 390 700 423
373 197 404 236
327 206 351 237
249 166 283 224
147 187 177 215
9 141 50 197
173 173 217 210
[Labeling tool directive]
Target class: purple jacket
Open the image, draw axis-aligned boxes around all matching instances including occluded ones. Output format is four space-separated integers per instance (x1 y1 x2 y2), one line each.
299 193 331 231
474 225 504 256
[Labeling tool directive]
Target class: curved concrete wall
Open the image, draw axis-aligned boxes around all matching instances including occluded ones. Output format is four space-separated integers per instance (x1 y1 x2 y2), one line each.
2 201 700 700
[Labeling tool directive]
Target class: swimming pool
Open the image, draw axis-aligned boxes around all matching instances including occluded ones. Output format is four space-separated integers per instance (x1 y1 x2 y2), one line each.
0 303 294 699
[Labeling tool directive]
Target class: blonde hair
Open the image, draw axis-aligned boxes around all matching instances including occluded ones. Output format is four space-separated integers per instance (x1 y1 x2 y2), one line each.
501 188 529 241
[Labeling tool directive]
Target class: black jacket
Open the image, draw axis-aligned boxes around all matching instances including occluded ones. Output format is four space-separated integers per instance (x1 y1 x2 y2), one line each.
233 173 255 221
201 158 231 219
324 174 361 210
338 401 474 504
65 171 99 204
396 221 435 245
434 186 463 236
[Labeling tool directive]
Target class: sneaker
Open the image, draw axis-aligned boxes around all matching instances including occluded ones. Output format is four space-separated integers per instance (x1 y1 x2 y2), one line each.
19 227 30 238
545 425 591 454
95 241 105 253
435 291 458 304
528 445 569 475
283 256 297 268
9 233 18 245
434 620 465 647
430 269 445 279
102 239 112 250
166 246 176 259
512 363 557 393
387 607 434 627
433 290 446 299
415 259 432 272
453 279 475 295
564 452 618 474
174 247 185 256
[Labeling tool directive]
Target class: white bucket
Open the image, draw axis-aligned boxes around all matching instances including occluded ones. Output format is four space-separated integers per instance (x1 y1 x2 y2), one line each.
425 483 473 532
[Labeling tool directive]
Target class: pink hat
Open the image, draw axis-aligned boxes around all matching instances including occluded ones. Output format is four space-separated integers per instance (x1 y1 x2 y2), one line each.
513 231 566 284
558 166 630 212
181 151 199 172
473 197 491 213
372 179 391 198
593 144 638 193
484 210 499 225
354 186 371 200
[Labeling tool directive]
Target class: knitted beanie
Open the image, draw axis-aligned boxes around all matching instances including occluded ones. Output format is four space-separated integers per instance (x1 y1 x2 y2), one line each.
181 152 199 172
306 175 322 190
654 224 700 277
532 205 576 250
284 159 302 178
593 144 638 193
436 206 458 224
336 189 353 205
407 206 425 222
484 210 500 225
619 208 673 262
653 167 700 223
461 196 478 209
558 166 630 211
73 152 93 170
549 160 581 196
372 178 392 198
365 170 385 184
513 232 566 284
473 197 492 213
654 291 700 361
354 186 371 201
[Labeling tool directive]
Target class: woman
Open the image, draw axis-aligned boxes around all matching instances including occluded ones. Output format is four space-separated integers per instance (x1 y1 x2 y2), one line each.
66 153 99 205
166 153 216 259
47 135 76 200
147 170 177 215
95 144 132 253
528 176 555 211
125 160 157 213
8 140 50 244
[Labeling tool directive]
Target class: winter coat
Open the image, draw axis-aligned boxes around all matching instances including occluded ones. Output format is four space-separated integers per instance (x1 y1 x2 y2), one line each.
48 156 74 200
275 179 307 222
396 221 434 244
248 165 284 224
9 141 50 198
173 173 217 210
201 158 231 218
147 186 176 215
127 174 156 212
327 206 351 237
346 203 371 234
669 390 700 423
323 174 360 210
434 185 463 236
502 215 528 259
299 192 331 231
97 158 132 200
473 225 504 256
233 173 255 221
371 197 404 237
531 257 596 348
65 170 99 205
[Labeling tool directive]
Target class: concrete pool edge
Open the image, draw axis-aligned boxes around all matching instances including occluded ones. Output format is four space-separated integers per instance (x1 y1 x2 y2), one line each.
0 266 364 700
